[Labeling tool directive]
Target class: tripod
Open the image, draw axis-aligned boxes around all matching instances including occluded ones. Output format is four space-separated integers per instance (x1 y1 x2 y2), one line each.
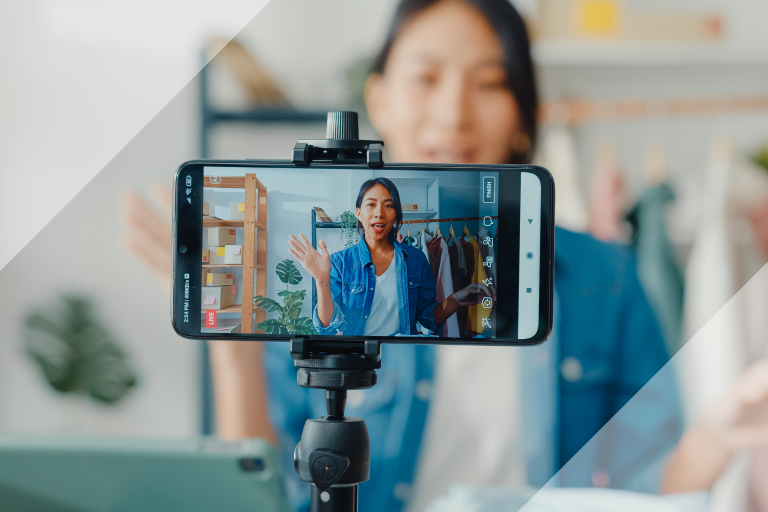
290 111 386 512
291 338 381 512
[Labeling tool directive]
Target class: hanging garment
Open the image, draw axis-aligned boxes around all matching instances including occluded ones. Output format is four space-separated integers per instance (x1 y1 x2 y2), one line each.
457 238 476 333
536 127 589 232
589 142 626 241
448 234 467 301
626 183 685 355
466 236 491 335
420 230 432 260
679 137 749 512
427 237 460 337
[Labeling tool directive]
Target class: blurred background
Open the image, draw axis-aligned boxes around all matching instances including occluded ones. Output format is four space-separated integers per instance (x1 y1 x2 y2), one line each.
2 0 768 507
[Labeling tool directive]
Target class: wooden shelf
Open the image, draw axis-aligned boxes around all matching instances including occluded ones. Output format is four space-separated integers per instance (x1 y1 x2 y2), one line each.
201 304 247 314
203 264 265 269
203 217 266 229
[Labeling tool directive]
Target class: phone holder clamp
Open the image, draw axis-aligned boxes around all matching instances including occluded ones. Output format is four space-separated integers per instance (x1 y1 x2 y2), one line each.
292 111 384 167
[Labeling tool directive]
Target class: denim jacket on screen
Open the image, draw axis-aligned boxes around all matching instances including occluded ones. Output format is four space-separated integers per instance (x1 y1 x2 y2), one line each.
312 236 443 336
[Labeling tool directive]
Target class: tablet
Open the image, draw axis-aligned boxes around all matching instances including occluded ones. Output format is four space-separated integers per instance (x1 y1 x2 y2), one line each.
0 434 289 512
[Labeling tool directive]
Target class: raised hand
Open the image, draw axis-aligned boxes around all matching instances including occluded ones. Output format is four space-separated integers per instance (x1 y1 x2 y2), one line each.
288 234 331 284
705 358 768 450
452 283 496 307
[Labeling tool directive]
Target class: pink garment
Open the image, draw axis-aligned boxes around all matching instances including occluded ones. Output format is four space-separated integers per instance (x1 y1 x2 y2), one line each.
428 237 459 337
588 144 626 241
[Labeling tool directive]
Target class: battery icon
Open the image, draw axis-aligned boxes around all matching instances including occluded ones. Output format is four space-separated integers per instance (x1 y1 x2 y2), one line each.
186 175 192 187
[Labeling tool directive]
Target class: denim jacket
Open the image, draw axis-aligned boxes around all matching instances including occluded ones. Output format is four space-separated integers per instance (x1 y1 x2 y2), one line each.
265 228 681 512
312 236 443 336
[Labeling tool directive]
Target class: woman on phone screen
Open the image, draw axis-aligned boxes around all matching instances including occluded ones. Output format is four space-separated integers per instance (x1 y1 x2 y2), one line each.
288 178 493 336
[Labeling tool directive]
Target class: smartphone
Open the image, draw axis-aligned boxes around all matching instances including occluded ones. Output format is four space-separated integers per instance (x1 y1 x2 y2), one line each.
172 161 554 345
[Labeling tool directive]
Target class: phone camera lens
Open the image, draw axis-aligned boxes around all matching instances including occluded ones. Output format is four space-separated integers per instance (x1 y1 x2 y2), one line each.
180 246 187 253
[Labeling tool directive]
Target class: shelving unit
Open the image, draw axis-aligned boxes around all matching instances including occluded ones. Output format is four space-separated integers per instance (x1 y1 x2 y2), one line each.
199 57 328 158
201 173 268 334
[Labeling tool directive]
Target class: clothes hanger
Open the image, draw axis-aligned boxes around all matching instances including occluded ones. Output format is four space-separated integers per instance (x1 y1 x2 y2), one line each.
435 225 441 237
449 221 455 237
463 222 471 241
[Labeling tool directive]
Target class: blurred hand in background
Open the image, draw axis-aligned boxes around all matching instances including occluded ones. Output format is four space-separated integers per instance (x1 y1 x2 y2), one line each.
119 185 174 295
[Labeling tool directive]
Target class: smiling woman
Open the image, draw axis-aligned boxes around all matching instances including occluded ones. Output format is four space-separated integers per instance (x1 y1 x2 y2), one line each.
365 0 537 165
288 177 494 336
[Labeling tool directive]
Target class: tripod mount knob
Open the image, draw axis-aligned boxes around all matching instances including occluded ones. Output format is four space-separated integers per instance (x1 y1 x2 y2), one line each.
326 111 359 140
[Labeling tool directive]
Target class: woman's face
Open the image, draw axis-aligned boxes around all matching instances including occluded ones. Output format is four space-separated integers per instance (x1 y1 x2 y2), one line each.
366 0 521 165
356 184 397 244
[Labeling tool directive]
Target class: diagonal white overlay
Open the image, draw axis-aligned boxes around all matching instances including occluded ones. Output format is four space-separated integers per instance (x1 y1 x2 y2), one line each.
0 0 270 270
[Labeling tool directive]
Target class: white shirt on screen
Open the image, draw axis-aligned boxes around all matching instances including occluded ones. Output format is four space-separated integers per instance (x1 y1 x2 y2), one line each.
362 258 401 336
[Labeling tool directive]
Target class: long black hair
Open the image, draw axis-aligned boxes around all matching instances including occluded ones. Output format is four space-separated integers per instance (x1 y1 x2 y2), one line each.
355 177 404 244
373 0 538 164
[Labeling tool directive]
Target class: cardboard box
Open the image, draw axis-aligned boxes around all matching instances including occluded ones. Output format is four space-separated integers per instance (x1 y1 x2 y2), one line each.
208 227 237 246
224 245 243 265
203 202 209 216
202 249 210 263
201 318 241 334
201 285 236 310
206 272 234 286
209 246 227 264
402 203 418 211
230 202 245 221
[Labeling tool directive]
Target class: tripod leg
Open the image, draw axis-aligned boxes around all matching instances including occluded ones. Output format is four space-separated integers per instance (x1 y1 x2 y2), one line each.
310 484 358 512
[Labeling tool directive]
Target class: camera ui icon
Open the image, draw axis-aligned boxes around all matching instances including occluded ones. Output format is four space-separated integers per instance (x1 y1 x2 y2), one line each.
482 297 493 309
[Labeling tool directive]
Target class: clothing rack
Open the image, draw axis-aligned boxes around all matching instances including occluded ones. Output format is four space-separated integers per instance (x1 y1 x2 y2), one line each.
401 215 498 225
540 95 768 126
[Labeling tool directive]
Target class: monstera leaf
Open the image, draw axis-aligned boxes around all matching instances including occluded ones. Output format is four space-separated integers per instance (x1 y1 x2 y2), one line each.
23 296 138 404
276 259 302 286
256 318 290 335
253 260 316 336
253 296 282 313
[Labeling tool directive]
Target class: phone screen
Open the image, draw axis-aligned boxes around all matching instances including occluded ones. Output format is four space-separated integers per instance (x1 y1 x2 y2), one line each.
172 162 553 344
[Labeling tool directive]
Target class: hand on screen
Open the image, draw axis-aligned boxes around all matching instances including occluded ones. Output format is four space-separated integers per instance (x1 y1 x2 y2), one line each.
288 234 331 284
452 283 496 307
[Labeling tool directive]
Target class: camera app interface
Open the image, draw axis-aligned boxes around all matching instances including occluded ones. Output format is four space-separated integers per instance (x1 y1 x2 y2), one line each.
191 167 540 339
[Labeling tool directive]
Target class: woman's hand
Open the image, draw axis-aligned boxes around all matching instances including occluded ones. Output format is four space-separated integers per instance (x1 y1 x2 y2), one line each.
452 283 496 307
663 358 768 493
703 358 768 450
118 186 173 295
288 234 331 284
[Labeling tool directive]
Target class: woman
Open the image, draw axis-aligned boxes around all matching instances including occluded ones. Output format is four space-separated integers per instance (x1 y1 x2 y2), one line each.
288 178 493 336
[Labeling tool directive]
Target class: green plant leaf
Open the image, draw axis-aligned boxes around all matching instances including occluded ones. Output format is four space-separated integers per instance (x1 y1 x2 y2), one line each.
253 296 283 312
276 259 302 286
290 317 318 335
256 319 290 335
23 296 138 404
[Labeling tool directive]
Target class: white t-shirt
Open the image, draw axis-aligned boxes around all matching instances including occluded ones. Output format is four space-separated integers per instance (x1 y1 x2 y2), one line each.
362 259 401 336
407 345 525 512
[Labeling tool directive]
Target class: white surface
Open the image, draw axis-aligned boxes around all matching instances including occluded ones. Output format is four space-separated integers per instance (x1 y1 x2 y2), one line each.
424 485 708 512
409 346 525 512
